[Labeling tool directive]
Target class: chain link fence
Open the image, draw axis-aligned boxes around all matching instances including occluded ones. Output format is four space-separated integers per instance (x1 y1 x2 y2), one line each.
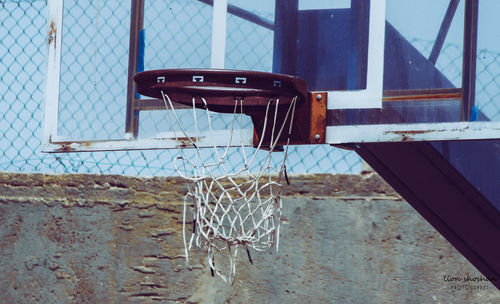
1 1 499 176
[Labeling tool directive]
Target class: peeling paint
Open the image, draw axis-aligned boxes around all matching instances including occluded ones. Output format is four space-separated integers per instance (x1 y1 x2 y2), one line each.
326 121 500 144
48 21 56 47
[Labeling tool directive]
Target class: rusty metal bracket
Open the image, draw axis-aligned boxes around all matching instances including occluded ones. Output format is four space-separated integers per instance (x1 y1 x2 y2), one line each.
252 92 327 147
306 92 327 144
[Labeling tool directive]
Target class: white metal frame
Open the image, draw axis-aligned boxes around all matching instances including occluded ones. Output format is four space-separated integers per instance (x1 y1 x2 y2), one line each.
327 0 386 109
43 0 63 151
326 121 500 144
211 0 228 68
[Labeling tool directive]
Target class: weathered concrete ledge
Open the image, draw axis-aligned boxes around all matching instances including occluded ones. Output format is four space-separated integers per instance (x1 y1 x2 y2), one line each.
0 172 400 207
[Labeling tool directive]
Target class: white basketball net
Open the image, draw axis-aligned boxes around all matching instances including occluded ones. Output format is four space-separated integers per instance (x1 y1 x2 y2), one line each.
160 91 297 282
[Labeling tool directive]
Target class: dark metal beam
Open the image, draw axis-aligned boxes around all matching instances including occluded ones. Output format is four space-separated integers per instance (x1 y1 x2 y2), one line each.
356 142 500 291
461 0 479 121
428 0 460 65
197 0 274 30
125 0 145 138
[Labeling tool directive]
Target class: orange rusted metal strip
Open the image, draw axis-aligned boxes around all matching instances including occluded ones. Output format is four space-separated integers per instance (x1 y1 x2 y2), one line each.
383 88 462 102
251 92 327 147
308 92 327 144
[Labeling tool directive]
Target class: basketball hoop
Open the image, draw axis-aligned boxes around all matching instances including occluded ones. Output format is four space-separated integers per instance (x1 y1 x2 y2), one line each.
134 69 314 282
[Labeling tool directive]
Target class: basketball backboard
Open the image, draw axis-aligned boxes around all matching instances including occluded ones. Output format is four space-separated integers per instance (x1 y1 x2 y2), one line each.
43 0 499 152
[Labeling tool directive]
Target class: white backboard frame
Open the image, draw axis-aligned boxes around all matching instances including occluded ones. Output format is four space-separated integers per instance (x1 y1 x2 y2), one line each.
43 0 500 153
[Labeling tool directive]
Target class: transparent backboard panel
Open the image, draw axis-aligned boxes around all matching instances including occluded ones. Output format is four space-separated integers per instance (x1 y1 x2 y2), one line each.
225 0 275 71
328 0 468 127
143 0 212 70
325 0 500 143
46 0 500 150
325 0 500 139
138 0 275 139
385 0 464 89
57 0 131 140
54 0 280 142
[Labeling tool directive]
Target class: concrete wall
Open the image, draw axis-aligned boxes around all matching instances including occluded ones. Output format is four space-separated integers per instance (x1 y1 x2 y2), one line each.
0 172 498 303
